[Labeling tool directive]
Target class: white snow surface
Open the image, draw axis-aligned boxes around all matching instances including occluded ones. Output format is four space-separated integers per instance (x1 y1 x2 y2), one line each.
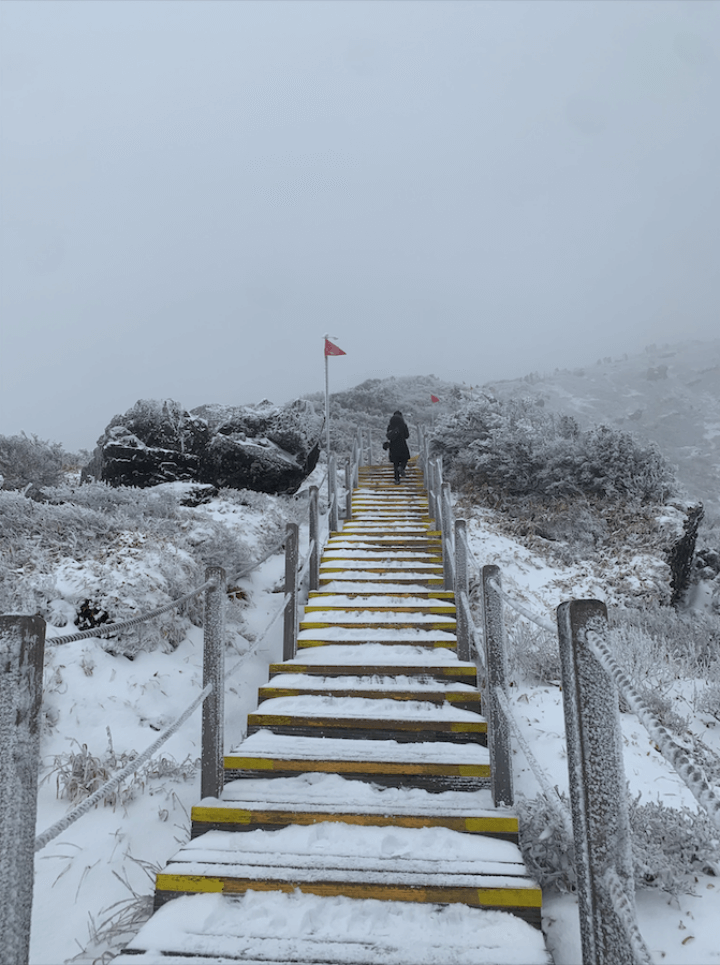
115 892 551 965
22 471 720 964
228 731 490 765
281 643 472 666
264 673 475 692
252 694 482 721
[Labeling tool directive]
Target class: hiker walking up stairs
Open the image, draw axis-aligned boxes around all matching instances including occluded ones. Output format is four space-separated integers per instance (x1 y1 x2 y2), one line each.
116 461 550 965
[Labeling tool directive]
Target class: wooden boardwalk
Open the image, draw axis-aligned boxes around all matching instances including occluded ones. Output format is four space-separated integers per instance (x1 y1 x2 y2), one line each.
116 462 550 964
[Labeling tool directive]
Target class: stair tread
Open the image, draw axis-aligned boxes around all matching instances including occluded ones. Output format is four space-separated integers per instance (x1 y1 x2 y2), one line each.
119 892 551 965
227 733 488 765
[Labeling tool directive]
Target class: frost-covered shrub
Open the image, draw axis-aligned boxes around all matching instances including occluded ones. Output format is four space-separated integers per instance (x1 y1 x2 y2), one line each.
0 432 64 490
517 793 576 893
508 621 561 685
629 797 720 893
0 483 252 655
431 398 675 504
518 792 720 896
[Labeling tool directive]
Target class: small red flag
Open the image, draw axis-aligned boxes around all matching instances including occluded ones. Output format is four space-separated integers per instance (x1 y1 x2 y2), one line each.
430 394 440 403
325 338 346 357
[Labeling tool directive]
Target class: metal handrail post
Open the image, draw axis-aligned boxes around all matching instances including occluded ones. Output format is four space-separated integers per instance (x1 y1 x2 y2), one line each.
283 523 299 661
557 599 638 965
329 453 339 532
201 566 226 801
309 486 319 592
441 482 454 591
455 519 470 661
1 615 45 965
344 460 352 520
482 565 513 806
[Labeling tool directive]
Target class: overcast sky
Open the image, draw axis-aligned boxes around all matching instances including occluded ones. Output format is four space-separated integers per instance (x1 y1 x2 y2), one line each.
1 0 718 451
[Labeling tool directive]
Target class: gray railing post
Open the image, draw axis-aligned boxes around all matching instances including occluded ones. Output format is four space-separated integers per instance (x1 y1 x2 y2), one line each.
455 519 470 661
427 458 438 526
366 428 372 466
482 566 513 806
557 599 637 965
1 615 45 965
283 522 299 661
201 566 226 801
357 429 365 467
441 482 454 591
309 486 319 592
344 459 352 520
329 453 339 533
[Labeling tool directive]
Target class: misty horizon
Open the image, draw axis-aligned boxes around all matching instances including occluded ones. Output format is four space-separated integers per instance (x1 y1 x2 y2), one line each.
2 0 718 451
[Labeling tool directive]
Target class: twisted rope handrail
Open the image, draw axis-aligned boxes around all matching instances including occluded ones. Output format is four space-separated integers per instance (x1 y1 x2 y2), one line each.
487 577 557 634
494 684 574 838
48 578 217 645
34 682 212 852
587 627 720 831
225 592 291 683
602 868 654 965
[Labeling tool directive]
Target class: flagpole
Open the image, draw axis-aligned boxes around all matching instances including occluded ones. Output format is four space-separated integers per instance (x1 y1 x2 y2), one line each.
323 334 330 459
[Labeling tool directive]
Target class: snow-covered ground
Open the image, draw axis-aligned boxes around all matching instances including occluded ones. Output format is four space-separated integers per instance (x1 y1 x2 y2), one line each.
23 472 720 964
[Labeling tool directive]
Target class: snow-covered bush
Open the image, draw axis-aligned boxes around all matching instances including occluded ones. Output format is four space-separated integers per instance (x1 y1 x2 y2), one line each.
518 792 720 897
0 482 253 655
431 398 675 504
0 432 64 490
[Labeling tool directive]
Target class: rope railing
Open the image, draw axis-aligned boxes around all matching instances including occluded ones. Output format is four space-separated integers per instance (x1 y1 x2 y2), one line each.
602 868 654 965
487 577 557 635
48 578 216 645
494 684 574 838
34 682 213 852
587 626 720 831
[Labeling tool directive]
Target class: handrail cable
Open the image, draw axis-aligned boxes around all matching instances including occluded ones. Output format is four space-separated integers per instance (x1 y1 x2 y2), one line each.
225 592 291 683
493 684 573 838
602 868 654 965
488 577 557 635
586 627 720 831
49 578 217 646
35 683 212 852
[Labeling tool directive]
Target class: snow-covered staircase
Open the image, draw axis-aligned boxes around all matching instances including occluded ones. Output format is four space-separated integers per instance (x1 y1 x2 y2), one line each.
116 461 550 965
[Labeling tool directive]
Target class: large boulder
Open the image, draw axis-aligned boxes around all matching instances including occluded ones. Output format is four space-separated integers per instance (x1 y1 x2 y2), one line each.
87 398 322 494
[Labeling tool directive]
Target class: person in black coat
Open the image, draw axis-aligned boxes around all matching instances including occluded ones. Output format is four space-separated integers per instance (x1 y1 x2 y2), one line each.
384 410 411 483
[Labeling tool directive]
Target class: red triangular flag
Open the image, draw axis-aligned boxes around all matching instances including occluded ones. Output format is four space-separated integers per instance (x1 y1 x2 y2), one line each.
430 394 440 403
325 338 346 357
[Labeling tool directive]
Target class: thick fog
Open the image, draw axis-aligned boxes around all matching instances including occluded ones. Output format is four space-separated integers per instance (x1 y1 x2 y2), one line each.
1 0 718 450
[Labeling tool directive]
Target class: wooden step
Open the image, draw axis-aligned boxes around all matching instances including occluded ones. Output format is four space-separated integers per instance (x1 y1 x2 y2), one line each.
224 734 490 790
269 662 477 686
153 826 541 924
246 709 487 744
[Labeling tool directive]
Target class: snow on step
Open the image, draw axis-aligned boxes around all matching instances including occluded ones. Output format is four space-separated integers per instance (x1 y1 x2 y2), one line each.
280 643 471 665
208 774 502 817
262 673 475 693
297 626 456 645
158 823 530 880
117 891 551 965
318 581 445 593
304 594 455 611
320 554 442 572
300 610 455 625
227 732 489 767
249 694 483 722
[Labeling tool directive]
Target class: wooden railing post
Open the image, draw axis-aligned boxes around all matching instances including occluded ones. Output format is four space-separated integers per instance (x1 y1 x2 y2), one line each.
344 460 352 520
441 482 454 591
1 615 45 965
454 519 470 661
557 599 637 965
283 523 299 661
309 486 319 592
482 566 513 806
201 566 226 801
329 453 339 533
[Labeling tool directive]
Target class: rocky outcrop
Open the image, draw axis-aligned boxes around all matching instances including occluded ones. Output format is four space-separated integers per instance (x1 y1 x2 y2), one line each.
667 501 704 608
86 398 323 494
